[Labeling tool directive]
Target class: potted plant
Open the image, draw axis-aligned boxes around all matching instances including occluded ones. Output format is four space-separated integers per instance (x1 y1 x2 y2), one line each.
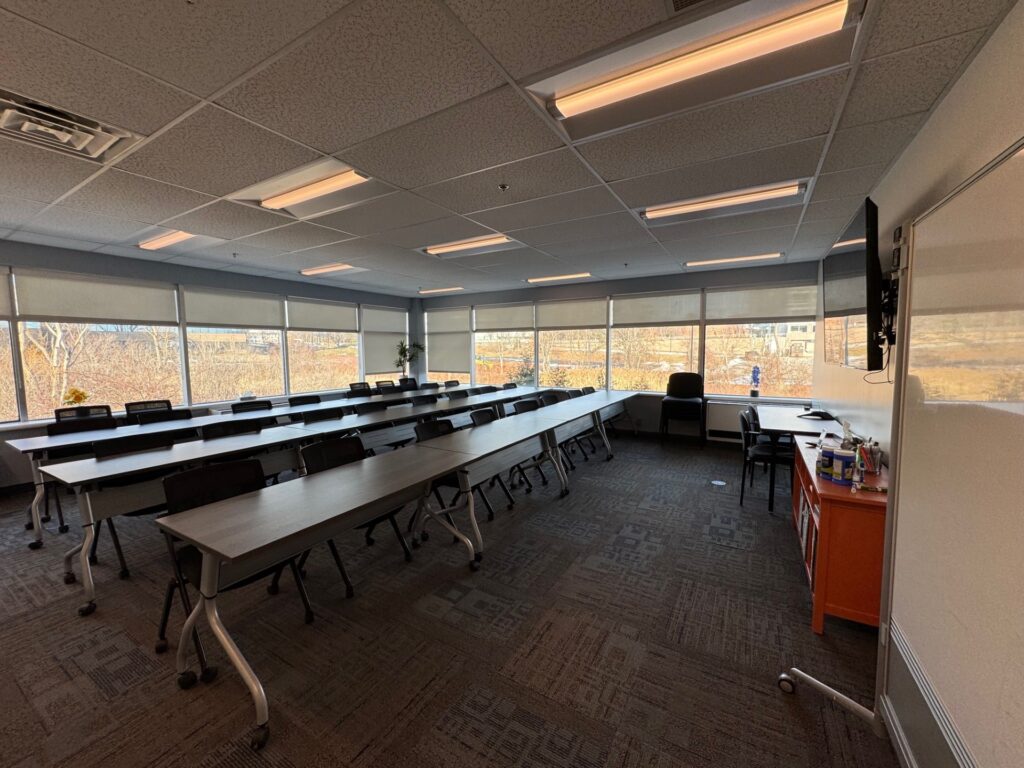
62 387 89 406
394 340 424 373
750 365 761 397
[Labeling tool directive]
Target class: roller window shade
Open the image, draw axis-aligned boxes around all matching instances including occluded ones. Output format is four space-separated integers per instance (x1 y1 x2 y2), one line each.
183 287 284 328
536 298 607 329
612 292 700 326
705 284 816 322
0 272 11 317
362 306 407 333
427 332 471 372
287 298 358 332
426 307 470 333
14 270 177 323
474 303 534 331
363 332 406 374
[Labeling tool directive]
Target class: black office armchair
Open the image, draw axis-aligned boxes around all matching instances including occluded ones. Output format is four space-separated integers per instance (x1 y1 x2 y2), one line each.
155 460 315 680
447 389 469 400
660 372 705 441
231 399 273 414
399 377 418 391
411 394 438 406
738 409 794 510
55 404 113 421
509 399 550 486
348 382 372 396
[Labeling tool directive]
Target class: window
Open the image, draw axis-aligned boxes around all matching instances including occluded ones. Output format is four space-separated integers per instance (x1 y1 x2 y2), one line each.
703 322 814 397
19 322 183 420
475 331 535 386
187 327 283 403
536 299 607 389
287 331 358 393
425 307 470 383
0 321 20 422
610 292 699 392
361 305 408 383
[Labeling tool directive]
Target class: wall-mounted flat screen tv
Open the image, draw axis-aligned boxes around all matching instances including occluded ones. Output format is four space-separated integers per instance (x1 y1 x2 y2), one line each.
822 198 884 371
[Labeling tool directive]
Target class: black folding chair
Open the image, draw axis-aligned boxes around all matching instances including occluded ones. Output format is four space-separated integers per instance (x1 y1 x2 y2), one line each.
55 405 112 421
468 409 518 508
289 395 320 407
444 380 460 387
411 394 438 406
348 382 372 396
231 400 273 414
125 400 173 424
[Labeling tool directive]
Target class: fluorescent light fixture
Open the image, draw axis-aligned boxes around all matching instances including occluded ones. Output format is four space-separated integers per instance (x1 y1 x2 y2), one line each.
425 234 512 256
551 0 848 119
300 262 355 276
644 182 803 220
418 286 464 295
686 252 782 267
261 170 367 210
139 230 194 250
831 237 867 249
527 272 592 283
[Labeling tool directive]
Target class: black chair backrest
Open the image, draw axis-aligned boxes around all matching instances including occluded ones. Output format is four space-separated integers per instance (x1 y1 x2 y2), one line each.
447 390 469 400
478 386 498 393
470 408 497 426
513 399 540 414
466 388 482 396
567 389 584 399
411 394 438 406
745 405 761 431
303 407 346 424
374 380 395 388
349 382 372 395
201 421 262 440
377 383 399 394
415 419 454 442
738 410 756 451
444 380 460 387
289 395 321 407
55 405 113 421
125 399 172 415
93 432 174 459
300 436 365 475
539 392 560 406
399 377 418 390
231 399 273 414
136 408 193 425
502 382 517 389
47 416 118 436
581 386 596 394
420 382 440 390
355 401 388 415
666 372 704 399
163 459 265 515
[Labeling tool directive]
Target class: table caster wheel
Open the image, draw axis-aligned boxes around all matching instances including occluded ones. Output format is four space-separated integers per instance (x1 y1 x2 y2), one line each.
420 530 430 542
28 540 43 550
24 520 34 530
267 583 279 595
559 490 570 499
88 554 98 565
177 670 197 690
64 572 76 585
41 515 52 523
524 487 532 494
345 586 355 599
365 535 375 546
78 601 96 617
469 560 481 572
155 639 169 654
199 666 218 684
250 724 270 750
777 673 796 694
58 525 69 533
474 552 483 563
119 569 130 580
304 610 314 625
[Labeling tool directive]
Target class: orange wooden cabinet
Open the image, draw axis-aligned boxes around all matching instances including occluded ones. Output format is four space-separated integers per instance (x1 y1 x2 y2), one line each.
791 444 888 634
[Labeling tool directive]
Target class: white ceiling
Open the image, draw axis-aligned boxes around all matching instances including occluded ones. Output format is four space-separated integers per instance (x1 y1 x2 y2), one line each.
0 0 1013 296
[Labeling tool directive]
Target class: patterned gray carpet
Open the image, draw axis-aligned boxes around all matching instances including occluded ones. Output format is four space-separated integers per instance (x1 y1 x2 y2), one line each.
0 437 899 767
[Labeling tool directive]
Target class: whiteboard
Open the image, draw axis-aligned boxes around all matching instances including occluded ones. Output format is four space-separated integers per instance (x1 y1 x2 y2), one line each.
891 149 1024 768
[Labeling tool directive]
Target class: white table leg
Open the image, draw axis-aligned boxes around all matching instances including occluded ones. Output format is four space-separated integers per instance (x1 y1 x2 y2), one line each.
544 431 570 497
416 492 478 569
27 457 45 549
592 412 614 460
460 471 484 563
74 491 97 616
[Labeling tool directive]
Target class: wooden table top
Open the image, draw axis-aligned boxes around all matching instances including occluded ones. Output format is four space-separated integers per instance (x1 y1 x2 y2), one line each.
756 405 842 437
419 412 559 459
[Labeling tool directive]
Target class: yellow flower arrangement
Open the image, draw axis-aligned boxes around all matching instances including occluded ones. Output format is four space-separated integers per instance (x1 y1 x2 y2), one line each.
62 387 89 406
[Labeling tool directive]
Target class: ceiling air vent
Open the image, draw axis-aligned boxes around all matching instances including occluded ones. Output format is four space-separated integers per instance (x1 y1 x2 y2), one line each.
0 90 143 162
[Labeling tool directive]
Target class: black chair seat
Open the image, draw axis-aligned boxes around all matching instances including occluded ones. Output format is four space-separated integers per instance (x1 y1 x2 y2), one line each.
747 443 794 462
661 395 702 418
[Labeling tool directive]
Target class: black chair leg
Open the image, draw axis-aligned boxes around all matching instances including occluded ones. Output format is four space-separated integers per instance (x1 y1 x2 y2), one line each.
288 560 314 624
387 514 413 562
105 519 130 579
267 564 286 594
89 521 101 564
495 474 514 509
768 461 777 513
535 463 548 486
476 485 495 522
156 579 176 653
53 488 67 532
364 521 378 546
326 539 355 598
573 436 590 461
740 457 747 506
297 549 310 577
560 445 575 471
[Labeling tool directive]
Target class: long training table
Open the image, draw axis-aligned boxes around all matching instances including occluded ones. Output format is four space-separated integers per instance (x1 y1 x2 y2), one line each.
156 390 638 749
11 386 544 549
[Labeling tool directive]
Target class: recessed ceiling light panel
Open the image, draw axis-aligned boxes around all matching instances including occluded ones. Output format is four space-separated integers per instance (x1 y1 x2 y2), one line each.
685 252 782 267
424 234 517 258
643 182 805 224
526 272 592 284
139 230 194 250
418 286 464 294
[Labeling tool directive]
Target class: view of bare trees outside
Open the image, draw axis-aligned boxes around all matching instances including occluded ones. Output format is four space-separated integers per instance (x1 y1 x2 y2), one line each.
365 372 403 385
610 325 698 392
287 331 359 394
0 323 18 422
703 322 815 397
474 331 535 386
538 329 606 389
18 322 183 420
427 371 470 384
187 327 283 403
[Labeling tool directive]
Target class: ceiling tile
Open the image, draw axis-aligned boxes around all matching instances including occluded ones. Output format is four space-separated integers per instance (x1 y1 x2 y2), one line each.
863 0 1012 58
6 230 102 251
541 229 657 259
592 262 682 280
186 240 279 264
0 0 355 96
445 0 667 79
578 73 847 180
19 205 149 243
558 243 674 271
478 252 570 281
796 218 848 239
842 31 984 128
309 192 450 236
659 226 796 259
95 244 176 261
0 10 197 135
823 114 925 172
371 216 493 250
790 229 836 258
116 106 320 196
232 221 353 252
340 86 561 188
163 201 290 240
803 197 862 222
444 245 537 269
60 169 215 225
468 186 623 231
811 165 884 201
416 149 598 213
0 138 98 202
609 138 826 209
293 238 419 264
512 211 642 247
0 196 47 229
217 0 504 152
651 206 803 244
